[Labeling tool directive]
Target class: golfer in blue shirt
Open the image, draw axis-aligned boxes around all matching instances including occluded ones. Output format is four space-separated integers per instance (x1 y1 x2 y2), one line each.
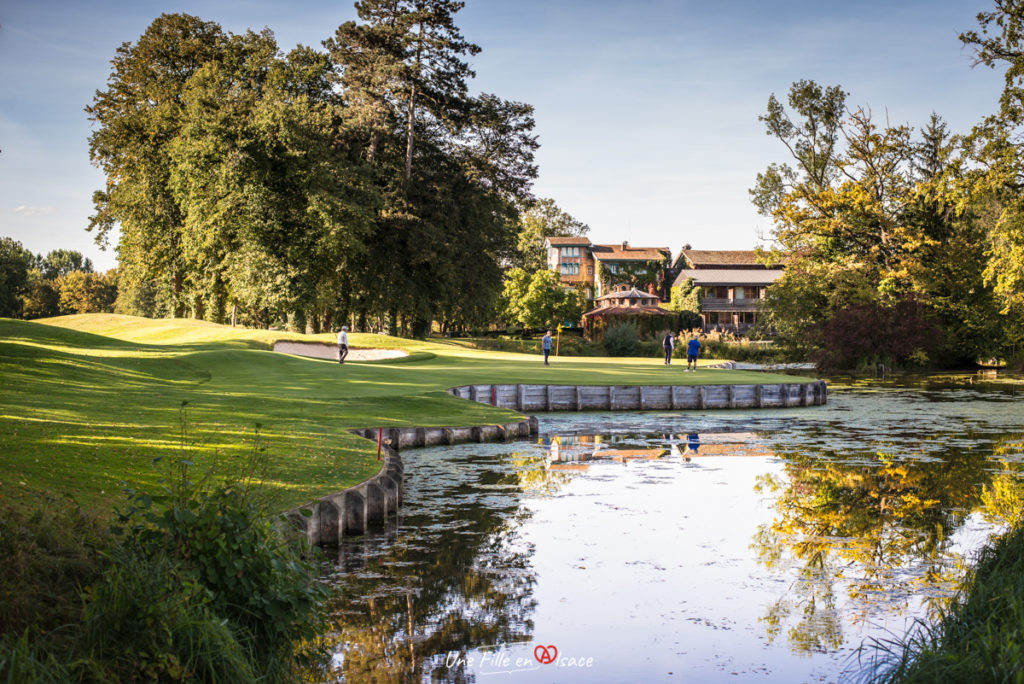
686 336 701 372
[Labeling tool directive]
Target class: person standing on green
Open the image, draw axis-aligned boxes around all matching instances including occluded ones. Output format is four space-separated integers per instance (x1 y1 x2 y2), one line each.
542 330 553 365
686 335 701 372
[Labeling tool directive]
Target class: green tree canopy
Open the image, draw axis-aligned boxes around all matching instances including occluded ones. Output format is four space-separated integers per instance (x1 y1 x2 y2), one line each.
0 237 34 318
501 268 585 329
751 80 1005 368
512 198 589 271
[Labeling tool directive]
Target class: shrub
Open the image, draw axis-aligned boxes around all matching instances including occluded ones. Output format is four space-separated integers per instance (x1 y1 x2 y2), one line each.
0 496 108 644
0 445 331 681
604 321 640 356
110 454 330 678
674 329 795 364
82 544 255 682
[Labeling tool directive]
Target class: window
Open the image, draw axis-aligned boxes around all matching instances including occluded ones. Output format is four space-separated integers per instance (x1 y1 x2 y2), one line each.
734 286 746 300
587 266 594 276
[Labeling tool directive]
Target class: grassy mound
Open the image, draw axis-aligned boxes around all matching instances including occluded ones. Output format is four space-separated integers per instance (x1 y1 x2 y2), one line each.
1 314 806 514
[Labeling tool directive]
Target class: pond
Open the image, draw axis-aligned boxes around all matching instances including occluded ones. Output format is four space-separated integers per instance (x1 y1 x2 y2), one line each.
320 376 1024 682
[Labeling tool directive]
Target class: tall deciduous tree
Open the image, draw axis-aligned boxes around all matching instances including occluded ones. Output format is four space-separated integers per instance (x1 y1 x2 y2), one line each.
0 237 34 317
751 81 955 367
961 3 1024 357
502 268 585 330
87 14 228 317
39 250 93 280
512 198 588 271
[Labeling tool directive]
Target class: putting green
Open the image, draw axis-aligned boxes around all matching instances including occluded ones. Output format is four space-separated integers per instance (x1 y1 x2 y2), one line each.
0 315 809 514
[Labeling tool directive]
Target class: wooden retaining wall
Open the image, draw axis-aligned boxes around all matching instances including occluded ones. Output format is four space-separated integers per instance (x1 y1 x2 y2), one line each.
447 380 827 411
286 417 538 547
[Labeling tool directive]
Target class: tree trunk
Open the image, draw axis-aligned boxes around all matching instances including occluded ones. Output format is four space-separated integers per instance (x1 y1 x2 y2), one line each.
388 307 399 337
172 269 185 318
404 19 424 183
368 130 381 164
404 83 416 182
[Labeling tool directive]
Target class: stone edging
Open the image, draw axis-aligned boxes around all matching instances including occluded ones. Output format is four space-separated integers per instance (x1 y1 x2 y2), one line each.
285 417 538 547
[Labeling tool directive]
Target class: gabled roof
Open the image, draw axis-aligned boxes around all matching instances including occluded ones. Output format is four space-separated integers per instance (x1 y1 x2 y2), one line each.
677 249 785 269
592 244 671 261
673 268 784 288
544 236 592 246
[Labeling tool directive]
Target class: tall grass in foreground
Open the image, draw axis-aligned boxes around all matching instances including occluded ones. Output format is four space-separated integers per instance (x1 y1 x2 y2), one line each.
855 520 1024 683
0 422 332 682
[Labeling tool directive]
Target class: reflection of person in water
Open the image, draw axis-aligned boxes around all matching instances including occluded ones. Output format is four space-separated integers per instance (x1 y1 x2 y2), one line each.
686 432 700 454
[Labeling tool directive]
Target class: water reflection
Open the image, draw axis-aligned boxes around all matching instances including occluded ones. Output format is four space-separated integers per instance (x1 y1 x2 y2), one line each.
319 449 542 681
321 382 1024 682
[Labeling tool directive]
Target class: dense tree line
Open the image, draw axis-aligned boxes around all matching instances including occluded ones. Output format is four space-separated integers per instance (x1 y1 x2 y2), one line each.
752 3 1024 369
0 238 115 318
85 5 545 334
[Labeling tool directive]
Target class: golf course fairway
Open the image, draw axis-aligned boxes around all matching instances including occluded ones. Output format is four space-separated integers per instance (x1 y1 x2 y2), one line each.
0 314 810 514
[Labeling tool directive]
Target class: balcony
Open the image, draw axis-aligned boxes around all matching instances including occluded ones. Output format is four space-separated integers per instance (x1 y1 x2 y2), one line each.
700 297 762 312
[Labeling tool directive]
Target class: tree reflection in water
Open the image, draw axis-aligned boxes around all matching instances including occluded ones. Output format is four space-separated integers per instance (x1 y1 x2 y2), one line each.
753 427 1022 654
312 383 1024 679
318 448 576 682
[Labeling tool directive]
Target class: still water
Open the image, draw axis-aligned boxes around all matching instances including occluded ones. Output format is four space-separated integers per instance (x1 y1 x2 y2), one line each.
321 377 1024 682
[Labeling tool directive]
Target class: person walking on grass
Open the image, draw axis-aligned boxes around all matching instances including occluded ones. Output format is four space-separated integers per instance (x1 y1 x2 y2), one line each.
337 326 349 364
663 330 675 365
542 330 553 365
686 335 701 372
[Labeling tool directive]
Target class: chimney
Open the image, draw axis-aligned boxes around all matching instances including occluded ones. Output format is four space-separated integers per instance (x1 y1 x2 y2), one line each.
621 241 629 250
683 243 692 251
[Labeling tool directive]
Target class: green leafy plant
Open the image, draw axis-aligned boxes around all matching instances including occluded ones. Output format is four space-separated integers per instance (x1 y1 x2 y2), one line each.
110 415 330 678
603 321 640 356
0 414 332 682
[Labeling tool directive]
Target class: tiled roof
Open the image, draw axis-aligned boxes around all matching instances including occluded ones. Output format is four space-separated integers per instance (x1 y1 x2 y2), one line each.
582 305 675 317
592 244 671 261
544 236 592 246
594 287 659 302
673 269 784 287
680 250 784 268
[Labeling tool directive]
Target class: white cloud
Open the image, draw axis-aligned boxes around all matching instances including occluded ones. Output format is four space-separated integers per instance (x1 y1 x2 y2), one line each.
12 205 55 217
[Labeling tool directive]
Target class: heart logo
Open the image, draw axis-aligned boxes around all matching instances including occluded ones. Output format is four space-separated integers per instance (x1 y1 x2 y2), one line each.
534 644 558 664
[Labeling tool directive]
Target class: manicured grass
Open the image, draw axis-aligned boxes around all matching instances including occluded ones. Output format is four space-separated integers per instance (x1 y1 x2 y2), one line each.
0 315 808 514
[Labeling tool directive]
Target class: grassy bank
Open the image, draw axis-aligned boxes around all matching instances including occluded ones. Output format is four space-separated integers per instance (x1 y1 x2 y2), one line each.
861 520 1024 682
1 314 806 514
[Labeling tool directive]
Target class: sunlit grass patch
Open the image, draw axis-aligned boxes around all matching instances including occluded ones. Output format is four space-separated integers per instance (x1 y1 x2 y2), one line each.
1 314 810 515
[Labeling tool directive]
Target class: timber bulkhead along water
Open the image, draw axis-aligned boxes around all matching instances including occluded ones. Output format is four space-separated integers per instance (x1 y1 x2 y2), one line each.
287 378 827 546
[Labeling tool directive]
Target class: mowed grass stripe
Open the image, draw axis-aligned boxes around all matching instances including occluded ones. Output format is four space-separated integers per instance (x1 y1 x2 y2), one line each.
1 315 807 514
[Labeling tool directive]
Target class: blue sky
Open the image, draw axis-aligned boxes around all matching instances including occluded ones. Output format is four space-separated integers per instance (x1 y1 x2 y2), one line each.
0 0 1007 270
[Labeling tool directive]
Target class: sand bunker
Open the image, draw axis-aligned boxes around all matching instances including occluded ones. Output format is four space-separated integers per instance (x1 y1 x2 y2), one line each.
273 340 407 362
